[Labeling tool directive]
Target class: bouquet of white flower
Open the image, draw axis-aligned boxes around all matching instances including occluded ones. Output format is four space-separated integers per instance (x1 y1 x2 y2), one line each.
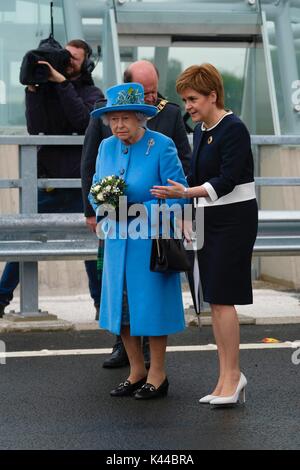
90 175 127 209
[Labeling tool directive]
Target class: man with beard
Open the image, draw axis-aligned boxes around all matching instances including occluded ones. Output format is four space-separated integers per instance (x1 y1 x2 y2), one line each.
0 40 103 318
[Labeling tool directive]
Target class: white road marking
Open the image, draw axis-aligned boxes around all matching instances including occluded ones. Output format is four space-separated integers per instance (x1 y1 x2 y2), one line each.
0 341 300 359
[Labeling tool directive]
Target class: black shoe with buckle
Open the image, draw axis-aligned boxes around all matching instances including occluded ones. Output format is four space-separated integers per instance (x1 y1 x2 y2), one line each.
134 377 169 400
143 336 150 369
102 336 129 369
110 376 147 397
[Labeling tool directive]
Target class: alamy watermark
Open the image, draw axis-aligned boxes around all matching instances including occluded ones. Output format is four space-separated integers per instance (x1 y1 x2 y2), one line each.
95 197 205 250
0 340 6 365
291 80 300 111
0 80 6 105
291 347 300 365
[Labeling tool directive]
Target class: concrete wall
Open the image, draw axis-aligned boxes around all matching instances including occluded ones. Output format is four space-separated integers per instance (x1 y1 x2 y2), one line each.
0 144 90 297
260 145 300 289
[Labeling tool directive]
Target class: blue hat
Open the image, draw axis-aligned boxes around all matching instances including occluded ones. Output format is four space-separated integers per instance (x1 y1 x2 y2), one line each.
91 82 157 119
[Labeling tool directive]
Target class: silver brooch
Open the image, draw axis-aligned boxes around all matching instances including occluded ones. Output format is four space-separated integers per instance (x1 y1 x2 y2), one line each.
146 138 155 155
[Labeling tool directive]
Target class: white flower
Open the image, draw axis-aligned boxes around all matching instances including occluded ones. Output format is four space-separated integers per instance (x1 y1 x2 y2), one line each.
106 185 111 191
93 185 101 192
96 193 104 201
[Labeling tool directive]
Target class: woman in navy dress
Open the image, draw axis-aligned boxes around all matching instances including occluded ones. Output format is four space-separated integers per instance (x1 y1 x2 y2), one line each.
151 64 258 407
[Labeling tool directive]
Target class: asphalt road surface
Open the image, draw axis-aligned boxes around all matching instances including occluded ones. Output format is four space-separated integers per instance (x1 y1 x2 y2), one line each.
0 324 299 450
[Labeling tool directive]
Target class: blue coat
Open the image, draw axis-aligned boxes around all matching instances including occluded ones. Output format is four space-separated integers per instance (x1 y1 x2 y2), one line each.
89 128 188 336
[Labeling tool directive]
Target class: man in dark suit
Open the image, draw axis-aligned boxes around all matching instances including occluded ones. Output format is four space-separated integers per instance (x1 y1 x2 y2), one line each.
81 60 191 368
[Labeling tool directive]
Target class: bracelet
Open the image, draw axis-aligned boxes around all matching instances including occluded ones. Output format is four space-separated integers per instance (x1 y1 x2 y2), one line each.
183 187 189 197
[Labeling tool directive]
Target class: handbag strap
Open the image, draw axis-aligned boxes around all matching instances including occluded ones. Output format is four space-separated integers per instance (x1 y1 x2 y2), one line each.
157 198 179 239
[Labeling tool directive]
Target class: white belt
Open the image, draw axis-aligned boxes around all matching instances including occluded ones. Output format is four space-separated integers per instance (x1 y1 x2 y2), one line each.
194 182 256 207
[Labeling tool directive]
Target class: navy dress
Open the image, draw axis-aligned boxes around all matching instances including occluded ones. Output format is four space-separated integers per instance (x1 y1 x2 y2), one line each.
189 113 258 305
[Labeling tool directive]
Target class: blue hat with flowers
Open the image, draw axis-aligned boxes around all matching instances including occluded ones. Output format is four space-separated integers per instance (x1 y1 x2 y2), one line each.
91 82 157 119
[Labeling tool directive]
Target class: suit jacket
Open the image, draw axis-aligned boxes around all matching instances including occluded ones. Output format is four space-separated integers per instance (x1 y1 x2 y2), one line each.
189 113 255 199
81 99 191 217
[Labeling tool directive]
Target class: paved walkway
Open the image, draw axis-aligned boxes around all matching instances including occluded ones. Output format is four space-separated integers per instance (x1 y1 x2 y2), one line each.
0 325 299 450
1 285 299 331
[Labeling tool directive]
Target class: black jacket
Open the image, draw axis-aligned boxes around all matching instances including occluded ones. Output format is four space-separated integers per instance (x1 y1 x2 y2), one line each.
81 99 192 217
190 113 255 196
25 73 103 179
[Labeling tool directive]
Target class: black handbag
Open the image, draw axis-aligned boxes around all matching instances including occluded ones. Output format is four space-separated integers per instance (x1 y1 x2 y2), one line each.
150 214 192 274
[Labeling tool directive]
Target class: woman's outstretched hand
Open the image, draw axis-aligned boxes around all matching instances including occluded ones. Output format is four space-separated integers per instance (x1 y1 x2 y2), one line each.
150 179 187 199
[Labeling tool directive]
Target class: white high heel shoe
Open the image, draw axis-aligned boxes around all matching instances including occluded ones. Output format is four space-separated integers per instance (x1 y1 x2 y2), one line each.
199 394 218 404
210 373 247 406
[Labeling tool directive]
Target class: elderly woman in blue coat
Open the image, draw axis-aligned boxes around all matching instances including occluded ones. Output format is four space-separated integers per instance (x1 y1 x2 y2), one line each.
89 83 188 399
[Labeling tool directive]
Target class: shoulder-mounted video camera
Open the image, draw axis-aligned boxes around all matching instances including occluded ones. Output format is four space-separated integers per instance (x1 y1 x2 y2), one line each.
19 2 96 85
19 35 71 85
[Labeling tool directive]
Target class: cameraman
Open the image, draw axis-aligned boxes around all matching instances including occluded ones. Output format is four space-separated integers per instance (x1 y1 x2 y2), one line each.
0 39 103 318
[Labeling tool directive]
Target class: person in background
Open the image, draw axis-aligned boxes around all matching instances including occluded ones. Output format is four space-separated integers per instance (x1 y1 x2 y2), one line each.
81 59 191 369
0 39 103 319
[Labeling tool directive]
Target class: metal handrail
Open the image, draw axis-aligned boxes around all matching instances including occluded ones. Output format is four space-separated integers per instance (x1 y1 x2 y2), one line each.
0 134 299 317
1 135 300 190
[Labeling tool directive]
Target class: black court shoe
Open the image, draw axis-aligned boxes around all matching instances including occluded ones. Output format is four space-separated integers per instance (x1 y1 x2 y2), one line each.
110 377 147 397
134 377 169 400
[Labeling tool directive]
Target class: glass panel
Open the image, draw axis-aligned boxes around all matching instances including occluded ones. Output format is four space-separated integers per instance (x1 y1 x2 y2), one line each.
260 0 300 134
2 0 297 136
0 0 66 131
132 43 272 134
165 46 247 131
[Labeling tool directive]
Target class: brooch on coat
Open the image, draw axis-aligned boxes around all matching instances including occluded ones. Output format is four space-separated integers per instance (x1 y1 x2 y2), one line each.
207 136 213 144
145 138 155 155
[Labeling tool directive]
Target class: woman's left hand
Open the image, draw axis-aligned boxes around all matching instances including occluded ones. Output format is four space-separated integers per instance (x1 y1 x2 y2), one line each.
150 179 187 199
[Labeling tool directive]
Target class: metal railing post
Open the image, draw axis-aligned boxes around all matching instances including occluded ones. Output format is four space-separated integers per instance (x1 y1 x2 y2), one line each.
0 134 300 322
19 145 40 317
252 143 261 280
19 145 38 213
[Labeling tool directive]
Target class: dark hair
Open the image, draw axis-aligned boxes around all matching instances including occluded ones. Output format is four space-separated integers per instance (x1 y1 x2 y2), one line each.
66 39 92 59
123 62 160 83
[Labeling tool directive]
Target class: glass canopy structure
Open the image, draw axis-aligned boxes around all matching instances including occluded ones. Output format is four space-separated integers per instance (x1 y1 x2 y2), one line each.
0 0 300 135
